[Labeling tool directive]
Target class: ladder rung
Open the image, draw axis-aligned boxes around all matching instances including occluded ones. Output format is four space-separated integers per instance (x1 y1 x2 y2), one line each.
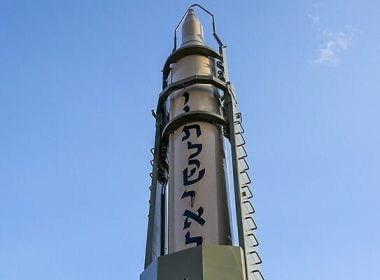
242 200 255 214
237 145 248 159
244 216 257 230
242 186 253 199
247 251 262 265
251 270 264 280
246 233 259 248
240 171 252 185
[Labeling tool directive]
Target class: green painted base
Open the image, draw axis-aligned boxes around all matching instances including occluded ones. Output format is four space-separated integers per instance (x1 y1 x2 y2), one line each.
140 245 246 280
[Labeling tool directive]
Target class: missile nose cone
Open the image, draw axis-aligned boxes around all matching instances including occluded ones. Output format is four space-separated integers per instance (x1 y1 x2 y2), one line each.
181 8 205 47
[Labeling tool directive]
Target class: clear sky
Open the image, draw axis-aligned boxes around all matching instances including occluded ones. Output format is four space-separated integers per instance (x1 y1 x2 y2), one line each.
1 0 379 279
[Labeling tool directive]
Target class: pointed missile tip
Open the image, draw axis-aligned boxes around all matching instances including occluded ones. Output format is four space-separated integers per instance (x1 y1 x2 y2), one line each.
181 8 205 47
187 8 196 16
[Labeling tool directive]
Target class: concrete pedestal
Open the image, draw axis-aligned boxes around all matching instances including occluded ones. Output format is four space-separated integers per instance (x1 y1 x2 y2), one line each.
140 245 246 280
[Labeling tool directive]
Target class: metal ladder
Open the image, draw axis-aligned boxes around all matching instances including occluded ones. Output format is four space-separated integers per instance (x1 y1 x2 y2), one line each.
233 112 263 280
224 83 264 280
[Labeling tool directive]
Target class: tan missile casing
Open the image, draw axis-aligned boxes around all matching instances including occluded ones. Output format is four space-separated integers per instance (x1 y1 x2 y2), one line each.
167 9 231 253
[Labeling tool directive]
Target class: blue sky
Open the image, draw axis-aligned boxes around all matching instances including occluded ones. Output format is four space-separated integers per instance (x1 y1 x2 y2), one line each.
1 0 379 279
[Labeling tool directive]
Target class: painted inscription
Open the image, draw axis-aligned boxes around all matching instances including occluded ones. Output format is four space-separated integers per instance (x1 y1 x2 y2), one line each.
180 91 206 247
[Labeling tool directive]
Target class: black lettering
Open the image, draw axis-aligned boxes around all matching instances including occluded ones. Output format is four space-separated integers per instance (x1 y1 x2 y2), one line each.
183 91 190 104
181 190 196 207
181 124 201 142
183 207 205 229
187 142 202 159
185 231 203 246
183 160 205 186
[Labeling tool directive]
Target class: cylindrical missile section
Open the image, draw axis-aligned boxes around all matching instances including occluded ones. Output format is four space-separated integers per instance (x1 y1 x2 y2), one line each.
167 9 231 253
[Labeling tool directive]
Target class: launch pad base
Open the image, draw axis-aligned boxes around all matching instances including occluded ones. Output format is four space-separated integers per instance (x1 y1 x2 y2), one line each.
140 245 246 280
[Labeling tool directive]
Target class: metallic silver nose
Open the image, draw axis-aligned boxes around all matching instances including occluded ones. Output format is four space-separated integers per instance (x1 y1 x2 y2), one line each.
181 8 205 47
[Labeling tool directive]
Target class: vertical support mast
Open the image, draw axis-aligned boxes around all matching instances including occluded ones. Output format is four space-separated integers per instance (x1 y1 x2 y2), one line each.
144 112 166 268
224 82 264 280
142 5 264 280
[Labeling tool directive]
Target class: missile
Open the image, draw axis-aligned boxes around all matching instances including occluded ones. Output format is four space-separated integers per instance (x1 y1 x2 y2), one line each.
142 5 264 280
167 8 231 253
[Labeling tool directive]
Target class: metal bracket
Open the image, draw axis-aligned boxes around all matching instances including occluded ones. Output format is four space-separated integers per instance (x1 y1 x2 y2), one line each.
158 75 227 111
162 45 221 88
161 110 225 142
172 4 224 53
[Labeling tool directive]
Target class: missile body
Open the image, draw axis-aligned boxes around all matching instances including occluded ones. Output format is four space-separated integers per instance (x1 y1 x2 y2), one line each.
142 6 264 280
167 9 230 253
